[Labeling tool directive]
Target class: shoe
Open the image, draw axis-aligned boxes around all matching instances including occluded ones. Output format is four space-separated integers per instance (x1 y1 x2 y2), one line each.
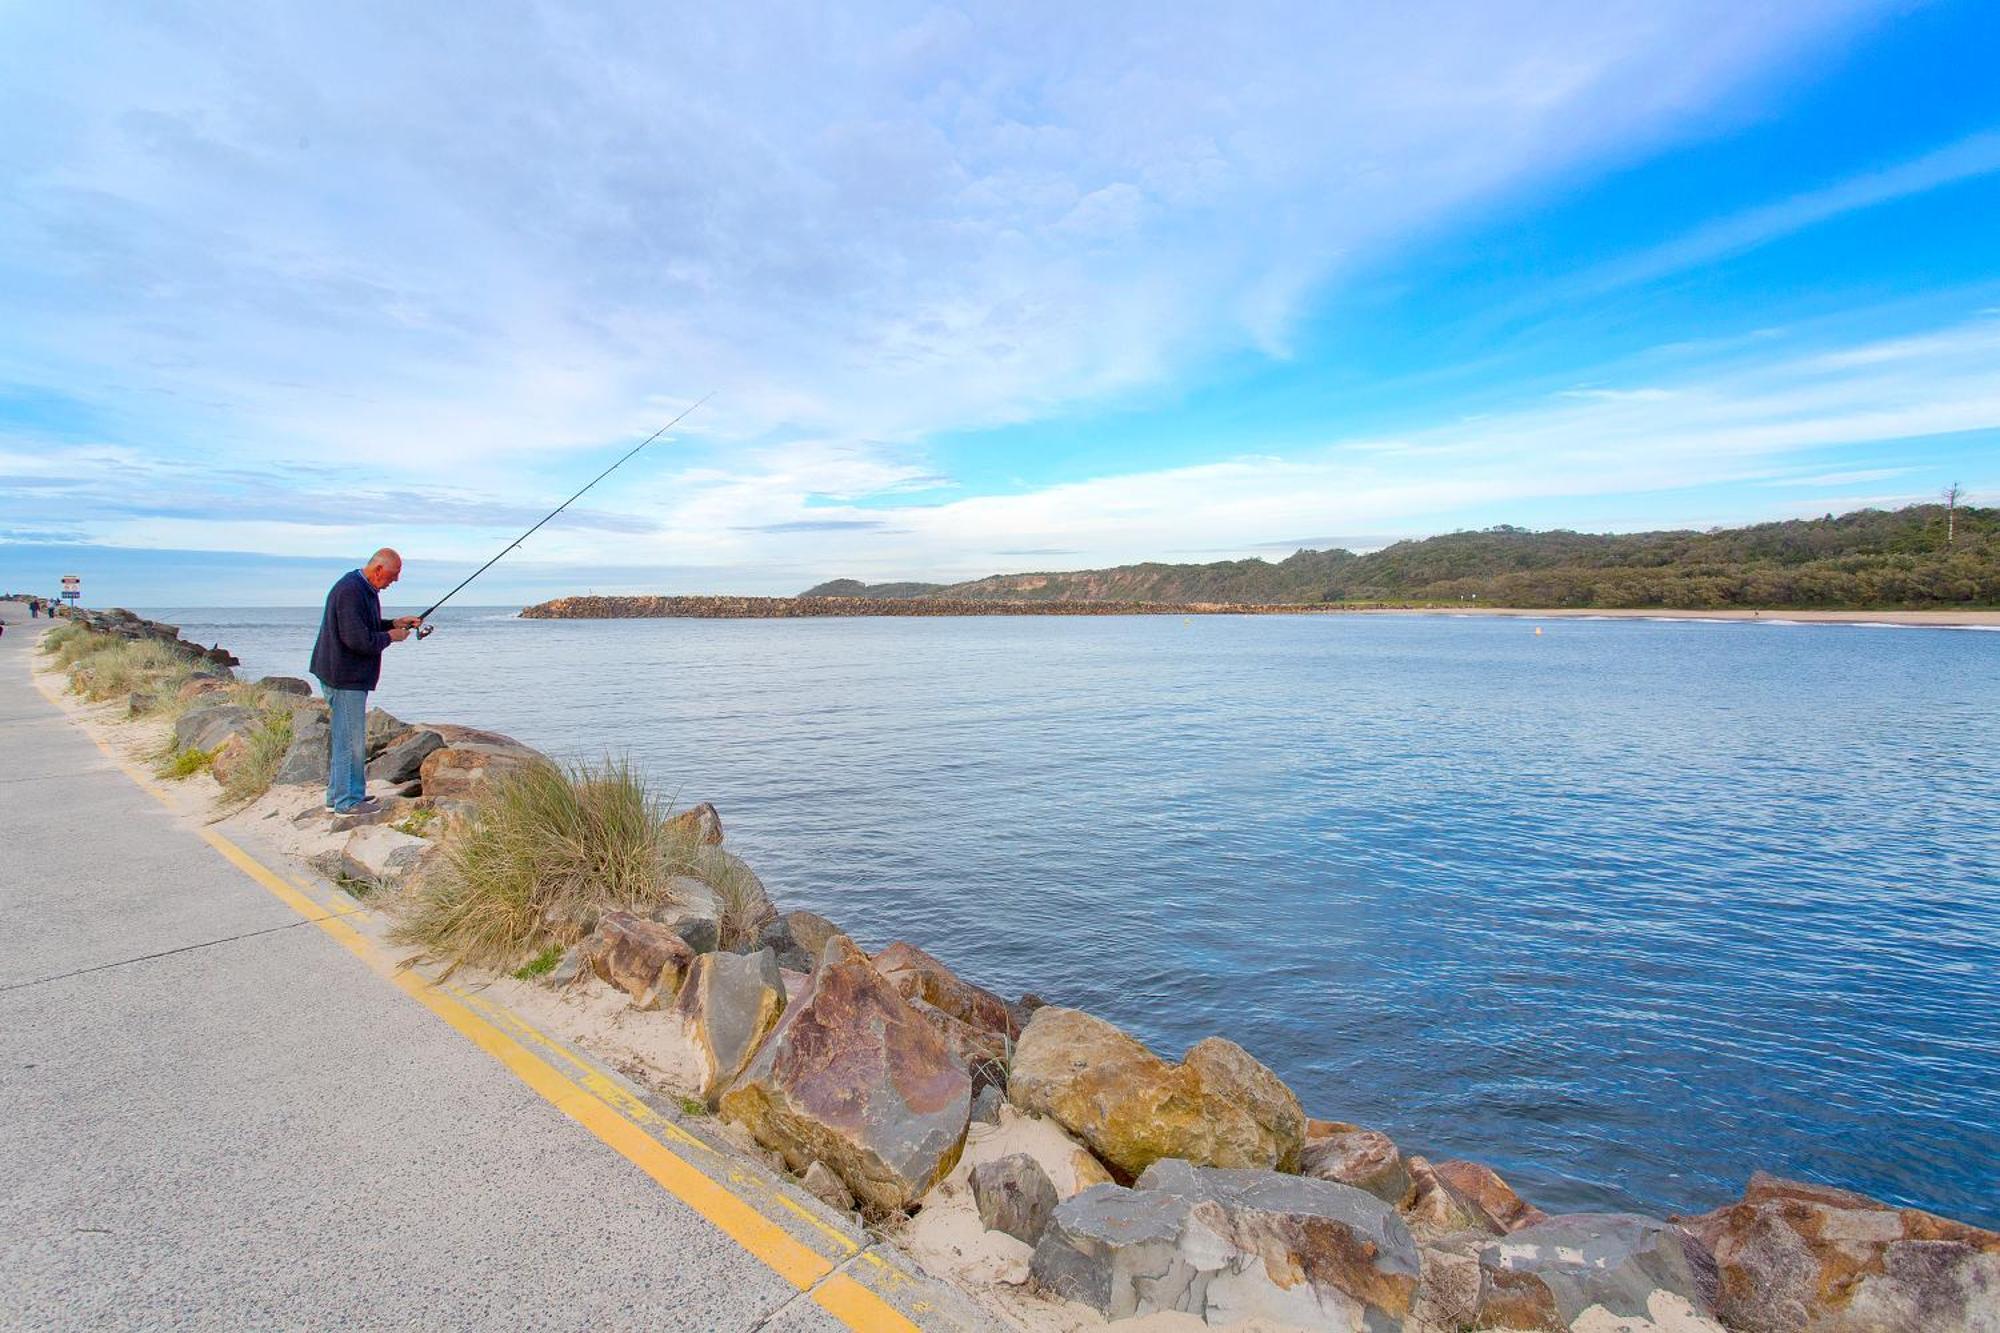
340 796 385 817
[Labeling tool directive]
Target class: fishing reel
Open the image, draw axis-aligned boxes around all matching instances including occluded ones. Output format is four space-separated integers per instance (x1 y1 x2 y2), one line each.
415 621 435 640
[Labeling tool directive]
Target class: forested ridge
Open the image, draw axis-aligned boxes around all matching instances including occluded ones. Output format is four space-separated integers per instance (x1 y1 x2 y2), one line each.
803 502 1999 608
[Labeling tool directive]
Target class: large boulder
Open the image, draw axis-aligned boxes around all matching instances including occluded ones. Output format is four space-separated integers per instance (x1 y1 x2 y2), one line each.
585 911 695 1010
174 702 257 754
718 936 971 1216
1007 1007 1305 1178
257 675 313 697
665 948 787 1106
312 825 431 891
908 996 1011 1092
1404 1152 1505 1238
273 711 331 786
366 728 443 784
872 941 1020 1039
418 741 543 801
783 910 844 963
1474 1212 1717 1330
1302 1123 1414 1207
175 676 231 704
1030 1158 1421 1328
1680 1172 2000 1333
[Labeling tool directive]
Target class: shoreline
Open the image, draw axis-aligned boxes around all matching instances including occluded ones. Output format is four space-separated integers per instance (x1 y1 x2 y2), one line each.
520 594 2000 628
26 606 1999 1333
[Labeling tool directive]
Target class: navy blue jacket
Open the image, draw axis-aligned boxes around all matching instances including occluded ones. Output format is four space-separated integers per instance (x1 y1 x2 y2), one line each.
310 570 393 691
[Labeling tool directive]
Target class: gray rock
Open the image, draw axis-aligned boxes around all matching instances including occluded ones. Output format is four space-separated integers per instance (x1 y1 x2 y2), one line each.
273 712 331 786
668 947 787 1105
366 728 443 784
1475 1212 1716 1330
784 910 844 963
174 703 257 754
972 1153 1059 1246
363 706 405 758
1031 1158 1422 1328
970 1084 1006 1126
547 942 590 987
257 675 313 696
756 914 813 971
650 905 721 956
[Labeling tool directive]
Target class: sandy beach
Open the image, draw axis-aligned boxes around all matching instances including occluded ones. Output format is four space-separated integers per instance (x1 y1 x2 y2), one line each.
1413 607 2000 628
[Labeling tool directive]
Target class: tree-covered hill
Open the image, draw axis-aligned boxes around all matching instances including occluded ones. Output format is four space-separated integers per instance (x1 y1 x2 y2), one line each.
802 502 1999 609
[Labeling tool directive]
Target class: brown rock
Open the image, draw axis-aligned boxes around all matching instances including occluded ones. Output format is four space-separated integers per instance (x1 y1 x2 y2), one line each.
1403 1154 1502 1237
418 742 543 801
1006 1006 1305 1179
663 801 724 846
718 936 971 1216
586 911 694 1010
1680 1172 2000 1333
1302 1127 1414 1207
1433 1158 1547 1233
801 1160 855 1213
872 941 1021 1040
908 996 1011 1091
208 732 252 786
175 676 231 703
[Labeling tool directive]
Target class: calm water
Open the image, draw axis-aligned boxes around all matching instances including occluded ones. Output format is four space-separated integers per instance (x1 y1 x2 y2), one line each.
146 605 2000 1226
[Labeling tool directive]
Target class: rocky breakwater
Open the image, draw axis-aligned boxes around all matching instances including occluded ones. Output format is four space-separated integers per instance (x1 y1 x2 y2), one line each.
521 594 1356 618
62 606 239 669
542 900 2000 1333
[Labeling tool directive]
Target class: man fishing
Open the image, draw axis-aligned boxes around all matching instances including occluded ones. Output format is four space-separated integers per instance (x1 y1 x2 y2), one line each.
310 549 423 815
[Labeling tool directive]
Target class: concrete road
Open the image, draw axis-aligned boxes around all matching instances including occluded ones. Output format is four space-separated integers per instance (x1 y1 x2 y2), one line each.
0 605 874 1331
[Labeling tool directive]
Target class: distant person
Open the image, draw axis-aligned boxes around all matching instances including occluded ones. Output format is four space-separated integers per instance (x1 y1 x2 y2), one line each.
28 599 38 618
309 549 423 815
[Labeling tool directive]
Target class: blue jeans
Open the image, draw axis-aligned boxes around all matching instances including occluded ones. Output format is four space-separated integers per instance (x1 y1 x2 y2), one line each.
325 685 369 812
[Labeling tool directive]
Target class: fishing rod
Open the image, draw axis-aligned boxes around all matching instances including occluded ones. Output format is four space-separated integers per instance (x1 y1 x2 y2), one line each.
412 392 712 638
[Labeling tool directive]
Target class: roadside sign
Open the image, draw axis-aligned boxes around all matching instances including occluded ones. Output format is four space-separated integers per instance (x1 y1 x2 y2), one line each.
61 573 81 606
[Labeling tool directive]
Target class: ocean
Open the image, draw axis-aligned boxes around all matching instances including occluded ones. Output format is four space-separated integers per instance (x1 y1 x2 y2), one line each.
142 604 2000 1226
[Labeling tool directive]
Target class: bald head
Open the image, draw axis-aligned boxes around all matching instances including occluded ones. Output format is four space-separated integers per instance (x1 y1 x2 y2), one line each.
362 548 402 591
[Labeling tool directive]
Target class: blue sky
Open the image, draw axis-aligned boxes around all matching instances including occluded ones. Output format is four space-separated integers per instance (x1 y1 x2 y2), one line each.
2 1 1996 605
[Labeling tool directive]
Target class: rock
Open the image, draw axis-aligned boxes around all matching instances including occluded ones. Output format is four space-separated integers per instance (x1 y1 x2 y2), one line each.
175 676 231 703
585 911 695 1010
547 943 591 987
1476 1212 1717 1330
337 825 431 885
873 941 1021 1039
365 728 443 784
273 712 330 786
783 910 843 962
418 742 544 801
173 703 257 754
973 1153 1059 1246
1029 1158 1421 1328
801 1160 855 1213
1302 1126 1414 1207
424 722 529 747
208 733 253 786
1680 1172 2000 1333
126 691 155 716
649 904 721 956
1404 1153 1504 1238
257 675 313 696
1434 1158 1548 1234
663 801 724 846
970 1084 1005 1126
1414 1243 1484 1332
666 948 787 1105
699 849 778 939
909 996 1011 1091
755 914 813 972
718 936 971 1216
328 797 419 833
1007 1007 1305 1179
363 706 405 758
391 779 423 800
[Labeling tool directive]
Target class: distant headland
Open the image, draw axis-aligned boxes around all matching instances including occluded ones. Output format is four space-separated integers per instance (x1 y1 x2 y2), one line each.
524 502 1998 619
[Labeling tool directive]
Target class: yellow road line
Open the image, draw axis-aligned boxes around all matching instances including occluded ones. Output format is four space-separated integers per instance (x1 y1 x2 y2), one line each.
26 666 924 1332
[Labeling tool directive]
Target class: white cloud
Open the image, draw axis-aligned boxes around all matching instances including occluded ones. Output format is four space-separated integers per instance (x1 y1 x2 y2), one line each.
1 0 1877 482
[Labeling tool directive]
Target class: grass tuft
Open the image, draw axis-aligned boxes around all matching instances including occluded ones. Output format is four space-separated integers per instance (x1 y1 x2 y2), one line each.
216 709 293 809
160 746 215 779
394 757 707 977
391 806 440 838
511 943 566 980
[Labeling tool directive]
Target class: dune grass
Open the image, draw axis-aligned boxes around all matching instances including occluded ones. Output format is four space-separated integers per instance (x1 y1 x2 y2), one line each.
56 634 199 705
394 757 712 976
216 708 294 808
